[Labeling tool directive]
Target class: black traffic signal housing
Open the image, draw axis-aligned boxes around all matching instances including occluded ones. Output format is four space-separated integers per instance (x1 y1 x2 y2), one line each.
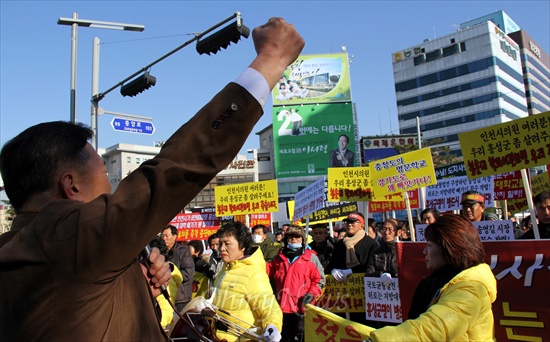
196 20 250 55
120 72 157 97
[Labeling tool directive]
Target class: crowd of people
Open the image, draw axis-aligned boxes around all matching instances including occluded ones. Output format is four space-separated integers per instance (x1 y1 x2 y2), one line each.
0 11 547 340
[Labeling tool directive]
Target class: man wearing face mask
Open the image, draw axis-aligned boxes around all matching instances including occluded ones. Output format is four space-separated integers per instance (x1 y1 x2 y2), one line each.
251 224 280 262
266 225 324 342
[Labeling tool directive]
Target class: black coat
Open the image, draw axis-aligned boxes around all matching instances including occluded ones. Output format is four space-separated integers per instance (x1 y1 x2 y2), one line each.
324 233 377 274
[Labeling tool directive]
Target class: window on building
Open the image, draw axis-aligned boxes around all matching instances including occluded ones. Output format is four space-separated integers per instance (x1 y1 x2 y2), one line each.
136 158 140 164
126 157 131 163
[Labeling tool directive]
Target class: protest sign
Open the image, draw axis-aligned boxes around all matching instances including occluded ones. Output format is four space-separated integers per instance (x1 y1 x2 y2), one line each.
459 111 550 179
364 277 402 323
304 304 373 341
370 147 436 198
327 167 372 202
425 175 494 211
316 273 366 313
215 180 278 216
415 220 515 242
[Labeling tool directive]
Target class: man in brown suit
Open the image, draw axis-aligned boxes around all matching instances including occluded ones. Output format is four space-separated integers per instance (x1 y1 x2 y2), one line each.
0 17 304 341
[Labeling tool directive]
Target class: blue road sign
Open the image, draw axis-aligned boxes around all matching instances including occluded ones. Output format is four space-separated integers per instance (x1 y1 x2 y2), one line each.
111 117 155 135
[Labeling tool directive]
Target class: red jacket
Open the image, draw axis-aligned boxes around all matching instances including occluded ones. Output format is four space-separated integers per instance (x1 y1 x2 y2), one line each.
266 248 325 314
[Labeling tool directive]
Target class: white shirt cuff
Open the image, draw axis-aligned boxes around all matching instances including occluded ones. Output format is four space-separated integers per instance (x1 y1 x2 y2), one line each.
235 68 270 107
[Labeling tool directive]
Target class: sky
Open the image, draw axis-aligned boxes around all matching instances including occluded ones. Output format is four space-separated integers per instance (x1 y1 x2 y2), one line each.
1 0 549 193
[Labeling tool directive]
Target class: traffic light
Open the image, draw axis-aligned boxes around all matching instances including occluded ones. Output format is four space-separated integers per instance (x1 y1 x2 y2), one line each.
120 72 157 97
196 19 250 55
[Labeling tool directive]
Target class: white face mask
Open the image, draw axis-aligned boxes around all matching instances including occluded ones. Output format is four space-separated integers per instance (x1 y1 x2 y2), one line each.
251 234 263 243
287 243 302 250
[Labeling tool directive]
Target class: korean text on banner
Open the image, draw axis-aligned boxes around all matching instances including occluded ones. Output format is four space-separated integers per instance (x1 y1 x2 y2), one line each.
327 167 372 202
293 177 325 220
304 304 374 341
397 241 550 341
458 111 550 179
215 179 278 216
531 172 550 196
369 147 437 198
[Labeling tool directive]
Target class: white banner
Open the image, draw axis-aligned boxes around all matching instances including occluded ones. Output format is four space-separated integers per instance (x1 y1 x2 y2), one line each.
425 175 494 211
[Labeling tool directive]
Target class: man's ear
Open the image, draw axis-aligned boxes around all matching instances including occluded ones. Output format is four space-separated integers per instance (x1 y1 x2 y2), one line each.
59 172 80 200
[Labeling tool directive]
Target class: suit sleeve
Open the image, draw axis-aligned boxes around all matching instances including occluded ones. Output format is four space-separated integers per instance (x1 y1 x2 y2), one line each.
52 83 264 280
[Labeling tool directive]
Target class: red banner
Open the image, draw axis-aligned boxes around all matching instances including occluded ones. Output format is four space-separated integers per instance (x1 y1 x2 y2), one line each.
494 170 526 200
397 241 550 341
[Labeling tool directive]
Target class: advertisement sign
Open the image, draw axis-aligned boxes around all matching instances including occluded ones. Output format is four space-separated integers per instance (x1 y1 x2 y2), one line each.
215 180 278 216
425 175 494 212
327 167 372 202
361 134 418 165
272 53 351 106
369 148 436 197
273 103 356 178
458 111 550 179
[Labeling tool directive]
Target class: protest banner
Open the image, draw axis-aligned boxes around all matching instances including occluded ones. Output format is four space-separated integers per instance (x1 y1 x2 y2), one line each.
369 147 436 198
304 304 374 341
415 220 515 242
425 175 494 212
458 111 550 179
327 167 372 202
294 177 326 220
368 190 419 213
494 170 526 200
316 273 366 313
170 209 220 241
215 179 278 216
364 277 402 323
397 240 550 341
531 172 550 196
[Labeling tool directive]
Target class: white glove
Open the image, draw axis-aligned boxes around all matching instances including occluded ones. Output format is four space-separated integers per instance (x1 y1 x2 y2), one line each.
263 323 281 342
331 268 353 282
380 272 392 286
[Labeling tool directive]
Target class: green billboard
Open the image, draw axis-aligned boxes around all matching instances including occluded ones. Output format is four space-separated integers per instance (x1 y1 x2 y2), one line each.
273 103 356 178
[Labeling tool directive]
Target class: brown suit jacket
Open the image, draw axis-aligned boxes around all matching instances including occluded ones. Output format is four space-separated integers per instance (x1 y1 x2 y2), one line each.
0 82 263 341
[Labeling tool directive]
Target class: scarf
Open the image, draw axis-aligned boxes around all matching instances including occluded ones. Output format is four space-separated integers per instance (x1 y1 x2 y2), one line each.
342 229 366 268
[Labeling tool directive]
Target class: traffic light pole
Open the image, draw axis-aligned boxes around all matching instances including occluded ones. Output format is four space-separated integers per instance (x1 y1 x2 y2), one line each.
90 12 249 150
92 11 246 103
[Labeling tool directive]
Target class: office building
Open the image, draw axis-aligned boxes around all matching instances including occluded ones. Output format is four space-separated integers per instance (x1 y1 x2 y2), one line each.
392 18 528 154
508 30 550 115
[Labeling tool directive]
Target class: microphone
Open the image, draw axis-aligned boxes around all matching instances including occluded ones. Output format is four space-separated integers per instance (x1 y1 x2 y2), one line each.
140 245 170 301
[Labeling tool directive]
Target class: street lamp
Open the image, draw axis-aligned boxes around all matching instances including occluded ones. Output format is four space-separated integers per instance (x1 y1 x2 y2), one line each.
57 12 144 123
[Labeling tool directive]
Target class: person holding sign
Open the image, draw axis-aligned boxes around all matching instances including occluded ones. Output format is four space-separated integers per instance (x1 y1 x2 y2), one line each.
460 190 488 222
366 214 497 341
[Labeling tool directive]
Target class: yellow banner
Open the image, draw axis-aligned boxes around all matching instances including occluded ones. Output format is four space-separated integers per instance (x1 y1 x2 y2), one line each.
316 273 366 313
304 304 374 340
458 111 550 179
369 148 436 198
532 172 550 196
327 167 373 202
215 179 278 216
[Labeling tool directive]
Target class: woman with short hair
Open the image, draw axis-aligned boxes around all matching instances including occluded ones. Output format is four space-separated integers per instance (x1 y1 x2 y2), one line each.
367 214 496 341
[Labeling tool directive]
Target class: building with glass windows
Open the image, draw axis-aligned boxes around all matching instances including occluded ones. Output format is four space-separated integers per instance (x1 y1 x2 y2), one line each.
508 30 550 115
392 18 528 154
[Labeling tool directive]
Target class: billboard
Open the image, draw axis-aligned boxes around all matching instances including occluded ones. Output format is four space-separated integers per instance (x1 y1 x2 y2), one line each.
273 103 355 178
272 53 351 106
